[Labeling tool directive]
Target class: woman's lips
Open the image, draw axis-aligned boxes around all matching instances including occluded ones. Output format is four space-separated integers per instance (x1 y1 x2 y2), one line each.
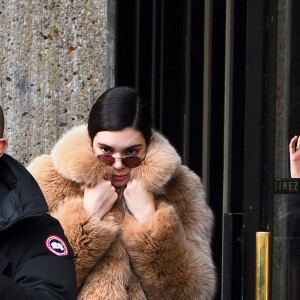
112 174 128 181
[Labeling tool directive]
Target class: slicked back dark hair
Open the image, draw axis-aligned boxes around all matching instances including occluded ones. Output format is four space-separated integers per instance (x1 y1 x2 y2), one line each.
0 106 4 138
88 86 152 145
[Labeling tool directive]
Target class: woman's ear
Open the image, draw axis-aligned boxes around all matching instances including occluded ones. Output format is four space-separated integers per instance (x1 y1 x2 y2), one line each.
0 138 8 157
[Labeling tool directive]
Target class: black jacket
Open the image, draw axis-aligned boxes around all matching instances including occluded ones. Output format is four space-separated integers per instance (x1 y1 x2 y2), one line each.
0 154 77 300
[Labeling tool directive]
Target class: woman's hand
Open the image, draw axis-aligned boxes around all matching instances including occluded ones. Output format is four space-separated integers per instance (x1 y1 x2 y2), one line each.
83 180 118 219
123 180 156 225
289 135 300 178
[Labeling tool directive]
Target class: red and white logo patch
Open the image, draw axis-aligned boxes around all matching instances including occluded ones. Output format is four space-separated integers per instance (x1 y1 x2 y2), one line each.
45 235 69 256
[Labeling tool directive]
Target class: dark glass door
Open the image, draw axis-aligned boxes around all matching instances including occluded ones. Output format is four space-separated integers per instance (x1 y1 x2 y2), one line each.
273 1 300 299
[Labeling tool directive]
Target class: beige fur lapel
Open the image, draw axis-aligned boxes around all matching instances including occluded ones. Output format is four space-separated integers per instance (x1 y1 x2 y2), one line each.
51 125 182 194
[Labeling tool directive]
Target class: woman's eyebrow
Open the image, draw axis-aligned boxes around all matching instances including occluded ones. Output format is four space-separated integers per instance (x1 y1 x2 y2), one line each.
125 144 142 149
98 143 113 150
98 143 142 150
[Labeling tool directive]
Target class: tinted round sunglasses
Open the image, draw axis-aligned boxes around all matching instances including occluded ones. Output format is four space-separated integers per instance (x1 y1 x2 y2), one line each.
98 153 146 168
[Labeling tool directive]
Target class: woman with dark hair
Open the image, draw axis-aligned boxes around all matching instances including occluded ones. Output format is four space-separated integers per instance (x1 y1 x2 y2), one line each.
28 86 216 299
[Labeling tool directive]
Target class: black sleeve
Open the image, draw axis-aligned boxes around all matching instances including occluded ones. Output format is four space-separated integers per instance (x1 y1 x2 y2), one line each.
0 215 77 300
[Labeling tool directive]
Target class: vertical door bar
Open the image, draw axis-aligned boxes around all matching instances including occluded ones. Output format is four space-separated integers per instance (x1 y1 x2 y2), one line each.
183 0 192 164
223 0 234 214
222 0 234 297
135 0 140 89
202 0 213 192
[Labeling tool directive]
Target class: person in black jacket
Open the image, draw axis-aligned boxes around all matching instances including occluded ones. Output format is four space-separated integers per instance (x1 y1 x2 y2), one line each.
0 105 77 300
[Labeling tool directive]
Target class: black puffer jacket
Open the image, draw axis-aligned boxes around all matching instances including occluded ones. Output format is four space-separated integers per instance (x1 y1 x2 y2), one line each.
0 154 77 300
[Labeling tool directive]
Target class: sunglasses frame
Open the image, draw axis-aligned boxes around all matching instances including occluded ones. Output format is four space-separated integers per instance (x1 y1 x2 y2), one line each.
98 153 146 168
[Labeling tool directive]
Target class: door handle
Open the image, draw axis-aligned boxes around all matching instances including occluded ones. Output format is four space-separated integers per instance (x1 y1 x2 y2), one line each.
256 232 270 300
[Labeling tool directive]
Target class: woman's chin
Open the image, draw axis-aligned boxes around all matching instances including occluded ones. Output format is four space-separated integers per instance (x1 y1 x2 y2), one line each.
111 179 128 188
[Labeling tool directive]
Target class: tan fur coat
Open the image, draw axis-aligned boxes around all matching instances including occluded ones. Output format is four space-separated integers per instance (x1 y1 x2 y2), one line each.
27 125 216 300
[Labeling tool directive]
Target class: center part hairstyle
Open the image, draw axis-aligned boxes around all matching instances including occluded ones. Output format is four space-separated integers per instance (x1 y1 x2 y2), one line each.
88 86 153 145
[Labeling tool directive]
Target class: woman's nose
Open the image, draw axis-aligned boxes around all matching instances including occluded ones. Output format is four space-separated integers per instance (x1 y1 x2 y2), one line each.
113 157 124 169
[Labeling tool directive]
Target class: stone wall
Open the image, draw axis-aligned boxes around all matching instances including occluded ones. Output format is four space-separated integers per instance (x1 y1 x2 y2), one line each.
0 0 109 165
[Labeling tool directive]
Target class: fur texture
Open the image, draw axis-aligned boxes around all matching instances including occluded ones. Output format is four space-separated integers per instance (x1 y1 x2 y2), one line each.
27 125 216 299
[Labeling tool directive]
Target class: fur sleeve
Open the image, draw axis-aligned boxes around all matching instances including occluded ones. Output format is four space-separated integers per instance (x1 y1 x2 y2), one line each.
52 197 120 289
121 172 216 299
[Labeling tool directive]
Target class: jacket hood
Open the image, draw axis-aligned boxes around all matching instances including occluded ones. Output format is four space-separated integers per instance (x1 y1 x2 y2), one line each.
51 125 182 194
0 154 48 231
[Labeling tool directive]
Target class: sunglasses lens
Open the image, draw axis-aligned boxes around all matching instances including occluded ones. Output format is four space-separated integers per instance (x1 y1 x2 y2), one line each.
99 154 115 166
122 156 142 168
98 155 143 168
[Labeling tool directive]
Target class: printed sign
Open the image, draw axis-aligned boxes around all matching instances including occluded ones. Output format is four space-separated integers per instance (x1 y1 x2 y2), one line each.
274 178 300 194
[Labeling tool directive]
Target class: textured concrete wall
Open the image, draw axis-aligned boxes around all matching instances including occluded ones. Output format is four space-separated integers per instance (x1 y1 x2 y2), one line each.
0 0 109 165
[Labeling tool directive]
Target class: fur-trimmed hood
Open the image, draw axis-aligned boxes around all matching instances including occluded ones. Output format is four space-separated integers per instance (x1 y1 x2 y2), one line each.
50 124 182 194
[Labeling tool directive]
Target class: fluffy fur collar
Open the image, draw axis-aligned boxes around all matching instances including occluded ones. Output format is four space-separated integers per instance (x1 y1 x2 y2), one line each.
51 125 182 195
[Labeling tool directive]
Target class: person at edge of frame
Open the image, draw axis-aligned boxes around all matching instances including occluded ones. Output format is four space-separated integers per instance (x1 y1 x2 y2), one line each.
27 86 217 299
289 135 300 178
0 105 77 300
